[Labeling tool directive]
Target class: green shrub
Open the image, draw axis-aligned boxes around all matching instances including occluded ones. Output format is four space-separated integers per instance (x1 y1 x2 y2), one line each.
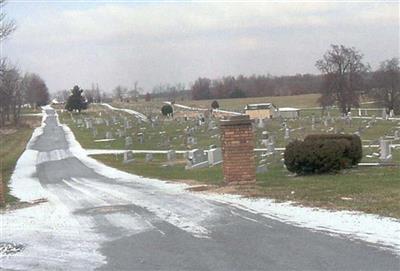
284 139 349 175
304 134 362 165
161 104 173 116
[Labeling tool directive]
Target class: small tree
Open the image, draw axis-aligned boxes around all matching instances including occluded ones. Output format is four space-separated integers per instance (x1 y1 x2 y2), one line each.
161 104 173 117
65 85 87 112
211 100 219 109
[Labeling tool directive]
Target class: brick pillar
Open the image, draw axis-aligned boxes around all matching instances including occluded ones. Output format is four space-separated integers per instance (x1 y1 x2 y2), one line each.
220 115 256 185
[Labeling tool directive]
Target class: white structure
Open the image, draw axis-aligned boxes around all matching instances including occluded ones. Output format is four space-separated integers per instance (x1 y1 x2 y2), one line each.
279 107 300 119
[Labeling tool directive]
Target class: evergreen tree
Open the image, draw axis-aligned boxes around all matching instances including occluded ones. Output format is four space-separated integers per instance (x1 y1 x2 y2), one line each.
65 85 87 112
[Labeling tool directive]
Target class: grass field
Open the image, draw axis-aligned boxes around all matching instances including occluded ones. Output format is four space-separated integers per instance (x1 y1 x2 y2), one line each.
0 116 41 205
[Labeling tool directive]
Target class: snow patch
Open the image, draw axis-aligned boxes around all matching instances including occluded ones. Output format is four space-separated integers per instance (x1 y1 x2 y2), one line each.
199 193 400 254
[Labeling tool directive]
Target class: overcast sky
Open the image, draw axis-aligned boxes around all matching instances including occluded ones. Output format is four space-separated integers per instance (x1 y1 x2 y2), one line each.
2 1 399 93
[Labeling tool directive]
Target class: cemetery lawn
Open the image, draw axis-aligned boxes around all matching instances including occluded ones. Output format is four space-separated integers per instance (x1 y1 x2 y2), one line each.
94 154 223 185
0 116 41 205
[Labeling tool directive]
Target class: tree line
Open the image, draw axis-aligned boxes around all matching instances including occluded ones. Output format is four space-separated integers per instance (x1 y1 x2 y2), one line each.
0 0 49 127
189 45 399 115
191 74 322 100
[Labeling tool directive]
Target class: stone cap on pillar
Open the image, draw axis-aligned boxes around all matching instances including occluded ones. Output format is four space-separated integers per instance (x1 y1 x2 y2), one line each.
220 115 252 126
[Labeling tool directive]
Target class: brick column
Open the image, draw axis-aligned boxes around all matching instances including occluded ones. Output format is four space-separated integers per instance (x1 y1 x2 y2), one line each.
220 115 256 185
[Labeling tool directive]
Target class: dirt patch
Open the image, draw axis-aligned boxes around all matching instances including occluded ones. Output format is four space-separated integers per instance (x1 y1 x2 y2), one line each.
0 128 17 135
0 117 41 135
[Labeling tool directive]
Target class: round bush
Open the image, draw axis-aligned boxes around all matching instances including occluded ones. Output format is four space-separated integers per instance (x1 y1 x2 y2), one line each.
304 134 362 166
284 139 348 175
161 104 173 116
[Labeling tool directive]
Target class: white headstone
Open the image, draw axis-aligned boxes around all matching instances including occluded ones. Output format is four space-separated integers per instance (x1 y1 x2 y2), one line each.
125 136 133 147
145 153 153 162
284 128 290 141
123 151 135 164
185 149 208 169
379 138 392 161
207 148 222 166
382 109 388 120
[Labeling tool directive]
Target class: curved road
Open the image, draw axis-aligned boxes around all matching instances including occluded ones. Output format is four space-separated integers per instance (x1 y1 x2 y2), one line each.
6 108 400 270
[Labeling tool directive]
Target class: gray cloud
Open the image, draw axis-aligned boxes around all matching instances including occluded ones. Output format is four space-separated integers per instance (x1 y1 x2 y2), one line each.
3 2 399 93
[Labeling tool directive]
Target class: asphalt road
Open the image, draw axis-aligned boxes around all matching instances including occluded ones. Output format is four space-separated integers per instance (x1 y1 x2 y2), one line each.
22 109 400 270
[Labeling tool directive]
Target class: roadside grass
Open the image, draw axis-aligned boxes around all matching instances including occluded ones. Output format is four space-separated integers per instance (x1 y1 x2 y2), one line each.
0 116 41 205
255 160 400 218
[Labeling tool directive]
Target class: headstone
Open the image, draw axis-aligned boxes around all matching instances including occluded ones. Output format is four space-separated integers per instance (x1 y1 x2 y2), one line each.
208 147 222 166
389 109 394 118
267 138 275 154
261 131 269 147
394 130 399 140
284 128 290 141
257 118 265 129
124 120 132 130
85 119 93 129
145 153 153 162
323 117 328 127
137 133 144 144
379 138 392 161
123 151 135 164
105 131 113 139
125 136 133 148
92 127 97 137
256 164 268 174
185 149 208 169
382 109 388 120
187 136 197 145
166 150 176 161
358 108 362 117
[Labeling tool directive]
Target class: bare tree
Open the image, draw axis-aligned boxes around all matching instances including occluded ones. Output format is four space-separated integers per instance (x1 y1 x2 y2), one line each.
0 0 16 40
0 60 22 126
372 58 400 114
113 85 127 102
23 73 49 108
316 45 369 114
